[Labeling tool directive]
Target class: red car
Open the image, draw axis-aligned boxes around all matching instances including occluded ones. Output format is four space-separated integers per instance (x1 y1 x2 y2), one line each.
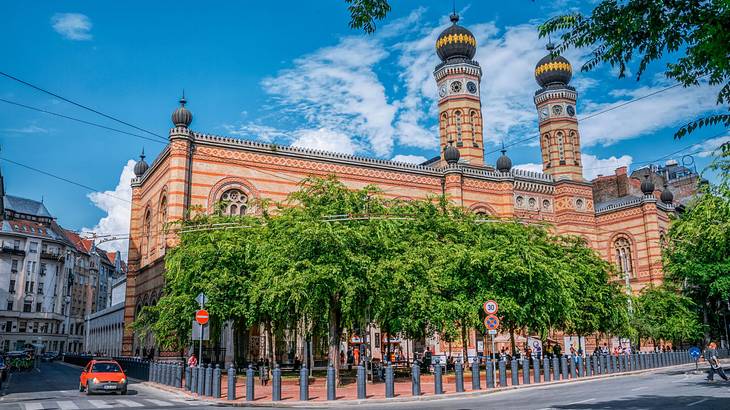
79 359 128 395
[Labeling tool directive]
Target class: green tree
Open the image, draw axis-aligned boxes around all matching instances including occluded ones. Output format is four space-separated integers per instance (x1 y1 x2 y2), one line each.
346 0 391 34
631 285 704 346
539 0 730 138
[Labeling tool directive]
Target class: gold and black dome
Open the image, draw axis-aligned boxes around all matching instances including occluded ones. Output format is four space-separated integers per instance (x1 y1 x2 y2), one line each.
436 13 476 62
535 43 572 87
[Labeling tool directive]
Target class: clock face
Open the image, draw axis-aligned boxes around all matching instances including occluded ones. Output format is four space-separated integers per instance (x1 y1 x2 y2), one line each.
467 81 477 94
552 105 563 116
450 80 462 93
439 85 447 98
566 105 575 116
541 107 549 118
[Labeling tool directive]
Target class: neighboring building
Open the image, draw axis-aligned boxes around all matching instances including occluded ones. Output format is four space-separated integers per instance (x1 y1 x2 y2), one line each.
122 13 693 360
83 258 127 357
0 173 77 353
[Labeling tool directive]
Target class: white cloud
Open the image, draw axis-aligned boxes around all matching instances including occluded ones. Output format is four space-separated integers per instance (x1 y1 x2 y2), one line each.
291 128 357 155
222 123 289 143
2 125 49 134
580 153 633 180
579 81 722 147
694 135 730 158
51 13 93 41
391 154 428 164
82 160 134 255
513 163 543 173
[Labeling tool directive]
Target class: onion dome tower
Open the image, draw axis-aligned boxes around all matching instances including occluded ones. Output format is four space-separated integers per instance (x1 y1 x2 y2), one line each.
640 174 655 195
444 140 461 165
534 43 583 181
434 12 484 166
660 183 674 204
496 146 512 173
172 93 192 128
134 149 149 177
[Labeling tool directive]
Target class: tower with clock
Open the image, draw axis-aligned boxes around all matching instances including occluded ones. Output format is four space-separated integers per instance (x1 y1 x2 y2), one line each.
434 13 484 166
534 43 584 181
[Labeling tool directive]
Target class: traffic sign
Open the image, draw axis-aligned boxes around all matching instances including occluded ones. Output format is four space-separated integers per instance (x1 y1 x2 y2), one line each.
195 292 208 307
484 314 500 330
483 300 498 315
488 329 497 335
689 346 701 360
195 309 209 325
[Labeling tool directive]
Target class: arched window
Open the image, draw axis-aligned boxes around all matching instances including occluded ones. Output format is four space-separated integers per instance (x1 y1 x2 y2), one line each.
158 197 167 249
542 133 551 165
143 210 152 255
571 131 580 165
220 189 248 216
557 132 565 161
614 237 634 279
440 113 448 136
470 110 479 146
454 111 463 143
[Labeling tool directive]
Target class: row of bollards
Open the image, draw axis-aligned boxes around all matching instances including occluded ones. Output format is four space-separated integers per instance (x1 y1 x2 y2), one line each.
154 350 693 402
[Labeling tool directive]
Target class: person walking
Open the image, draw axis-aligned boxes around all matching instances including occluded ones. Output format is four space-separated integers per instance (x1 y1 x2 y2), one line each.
705 342 728 382
260 362 270 386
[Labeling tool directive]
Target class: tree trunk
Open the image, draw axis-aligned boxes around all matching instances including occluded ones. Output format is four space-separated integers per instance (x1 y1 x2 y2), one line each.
703 304 711 344
510 328 516 355
328 295 342 386
460 322 468 361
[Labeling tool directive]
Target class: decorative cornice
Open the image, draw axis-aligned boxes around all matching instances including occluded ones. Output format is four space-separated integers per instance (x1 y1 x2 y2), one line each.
534 87 577 105
131 145 171 187
434 60 482 81
595 194 671 215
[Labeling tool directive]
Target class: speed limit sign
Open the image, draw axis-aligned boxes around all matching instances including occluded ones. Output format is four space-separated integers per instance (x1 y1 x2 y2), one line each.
483 300 498 315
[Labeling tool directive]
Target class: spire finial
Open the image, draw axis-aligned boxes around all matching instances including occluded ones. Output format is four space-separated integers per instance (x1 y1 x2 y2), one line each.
180 90 187 107
501 141 506 154
140 147 146 160
449 1 459 24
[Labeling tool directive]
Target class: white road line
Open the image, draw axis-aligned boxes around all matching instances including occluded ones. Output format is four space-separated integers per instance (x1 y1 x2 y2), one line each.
631 386 649 391
57 401 79 410
144 399 174 407
87 400 114 408
688 398 708 407
170 398 207 406
23 404 44 410
568 398 595 405
115 399 144 407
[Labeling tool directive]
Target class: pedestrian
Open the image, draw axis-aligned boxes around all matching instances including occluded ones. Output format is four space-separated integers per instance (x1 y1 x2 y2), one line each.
187 353 198 368
705 342 728 382
340 350 345 368
260 363 270 386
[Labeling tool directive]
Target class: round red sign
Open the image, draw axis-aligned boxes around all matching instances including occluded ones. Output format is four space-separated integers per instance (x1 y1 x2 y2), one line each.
483 300 499 315
484 314 500 330
195 309 209 325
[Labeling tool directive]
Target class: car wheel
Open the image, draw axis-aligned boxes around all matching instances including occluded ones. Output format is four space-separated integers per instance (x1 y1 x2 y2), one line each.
121 389 127 395
79 382 85 392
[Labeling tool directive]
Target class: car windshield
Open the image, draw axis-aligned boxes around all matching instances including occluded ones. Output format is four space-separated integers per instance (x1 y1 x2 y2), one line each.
92 363 121 373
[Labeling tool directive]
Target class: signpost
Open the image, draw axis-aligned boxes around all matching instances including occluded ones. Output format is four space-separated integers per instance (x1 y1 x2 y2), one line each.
195 293 208 362
483 300 500 380
689 346 701 370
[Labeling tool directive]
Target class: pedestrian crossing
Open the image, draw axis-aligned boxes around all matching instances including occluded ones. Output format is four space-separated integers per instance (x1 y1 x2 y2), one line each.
15 398 209 409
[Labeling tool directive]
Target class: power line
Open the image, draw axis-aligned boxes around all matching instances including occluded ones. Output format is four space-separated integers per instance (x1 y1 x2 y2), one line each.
0 70 168 142
0 98 167 146
0 157 131 204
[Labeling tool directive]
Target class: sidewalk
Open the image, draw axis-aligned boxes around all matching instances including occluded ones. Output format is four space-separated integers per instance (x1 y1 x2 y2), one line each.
145 359 718 407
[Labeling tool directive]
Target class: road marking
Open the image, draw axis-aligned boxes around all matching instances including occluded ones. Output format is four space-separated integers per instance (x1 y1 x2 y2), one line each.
145 399 174 407
88 400 114 408
23 404 44 410
170 398 207 406
631 386 648 391
688 398 708 407
57 401 79 410
568 398 595 405
116 399 144 407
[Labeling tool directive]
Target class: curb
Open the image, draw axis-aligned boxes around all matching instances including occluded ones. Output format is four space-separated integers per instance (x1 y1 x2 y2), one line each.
143 361 714 407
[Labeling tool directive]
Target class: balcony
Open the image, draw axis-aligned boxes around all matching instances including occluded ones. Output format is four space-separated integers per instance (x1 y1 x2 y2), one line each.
1 245 25 256
40 250 65 262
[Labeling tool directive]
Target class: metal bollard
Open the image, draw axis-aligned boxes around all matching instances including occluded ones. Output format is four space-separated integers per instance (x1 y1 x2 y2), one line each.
543 357 550 382
612 355 618 373
357 365 366 400
578 356 584 377
227 365 237 400
434 362 444 394
522 359 530 385
327 365 337 400
150 362 155 383
412 362 421 396
246 365 255 402
603 355 610 374
552 356 560 381
622 355 628 372
163 363 170 386
191 364 198 394
385 362 395 398
272 365 281 401
197 365 205 396
486 359 495 388
213 364 221 398
455 361 464 393
511 359 519 386
185 365 192 391
569 356 577 379
532 357 539 383
471 360 480 390
641 353 647 369
299 366 309 401
499 359 507 387
175 363 183 388
561 356 569 380
205 364 213 396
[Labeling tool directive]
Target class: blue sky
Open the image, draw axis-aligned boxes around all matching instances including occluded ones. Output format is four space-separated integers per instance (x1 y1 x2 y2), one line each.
1 1 728 256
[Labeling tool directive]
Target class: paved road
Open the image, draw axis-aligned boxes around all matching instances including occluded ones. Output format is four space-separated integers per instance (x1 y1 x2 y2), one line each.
0 362 223 409
1 362 729 409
